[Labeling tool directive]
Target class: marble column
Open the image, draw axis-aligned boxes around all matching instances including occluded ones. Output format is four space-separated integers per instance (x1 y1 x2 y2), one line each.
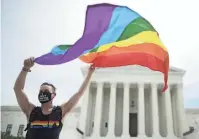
92 82 103 137
107 83 117 136
176 84 185 137
151 83 160 137
164 85 174 137
138 83 145 137
122 83 130 137
78 82 90 136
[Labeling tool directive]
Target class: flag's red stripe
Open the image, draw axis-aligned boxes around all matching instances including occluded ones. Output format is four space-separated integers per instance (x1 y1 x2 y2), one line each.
80 44 169 92
95 53 168 92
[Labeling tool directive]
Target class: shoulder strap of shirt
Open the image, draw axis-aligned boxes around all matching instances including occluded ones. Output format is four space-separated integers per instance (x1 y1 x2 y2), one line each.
51 106 62 121
24 106 40 131
29 106 41 122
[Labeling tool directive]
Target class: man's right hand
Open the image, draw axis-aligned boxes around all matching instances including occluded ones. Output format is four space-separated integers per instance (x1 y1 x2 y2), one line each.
14 57 35 118
24 57 35 69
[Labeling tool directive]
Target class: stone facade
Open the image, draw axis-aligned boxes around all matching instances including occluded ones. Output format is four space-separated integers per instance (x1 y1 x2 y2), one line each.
0 106 80 138
77 65 197 139
1 66 199 139
1 106 199 139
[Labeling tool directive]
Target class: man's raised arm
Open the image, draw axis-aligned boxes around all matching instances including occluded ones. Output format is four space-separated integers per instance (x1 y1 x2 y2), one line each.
61 65 95 118
14 57 35 117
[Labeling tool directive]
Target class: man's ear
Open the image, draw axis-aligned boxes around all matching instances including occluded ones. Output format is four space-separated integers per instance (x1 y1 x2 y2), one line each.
52 92 56 98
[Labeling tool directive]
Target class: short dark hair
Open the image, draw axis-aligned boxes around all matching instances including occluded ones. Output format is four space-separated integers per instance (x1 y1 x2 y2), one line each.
41 82 56 92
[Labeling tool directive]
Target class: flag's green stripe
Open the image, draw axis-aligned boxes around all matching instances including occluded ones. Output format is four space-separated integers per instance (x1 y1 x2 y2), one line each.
58 45 72 50
117 17 157 41
57 18 157 54
89 17 157 53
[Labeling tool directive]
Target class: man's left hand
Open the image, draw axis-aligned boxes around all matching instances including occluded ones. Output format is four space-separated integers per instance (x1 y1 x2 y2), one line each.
88 64 95 74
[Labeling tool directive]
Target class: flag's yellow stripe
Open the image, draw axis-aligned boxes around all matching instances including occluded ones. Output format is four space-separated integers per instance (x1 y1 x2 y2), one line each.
84 31 167 56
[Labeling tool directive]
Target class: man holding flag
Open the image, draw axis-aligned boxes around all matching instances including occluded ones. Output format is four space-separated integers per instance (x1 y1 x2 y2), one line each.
13 2 169 139
14 57 95 139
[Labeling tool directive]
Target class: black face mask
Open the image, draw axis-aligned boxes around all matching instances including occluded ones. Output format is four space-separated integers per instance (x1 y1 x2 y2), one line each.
38 91 52 104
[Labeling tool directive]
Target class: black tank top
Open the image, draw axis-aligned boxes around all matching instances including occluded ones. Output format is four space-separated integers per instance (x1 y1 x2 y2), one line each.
25 106 63 139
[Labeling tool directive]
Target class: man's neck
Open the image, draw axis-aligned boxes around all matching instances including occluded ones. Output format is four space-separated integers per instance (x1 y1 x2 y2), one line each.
41 103 53 111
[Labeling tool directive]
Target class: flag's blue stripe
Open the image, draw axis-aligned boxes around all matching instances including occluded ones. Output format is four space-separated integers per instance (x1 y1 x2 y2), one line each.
51 46 68 55
83 6 140 54
31 125 54 128
50 6 141 56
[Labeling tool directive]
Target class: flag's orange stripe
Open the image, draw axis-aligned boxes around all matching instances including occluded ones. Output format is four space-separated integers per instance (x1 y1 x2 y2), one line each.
31 121 59 126
32 121 59 123
80 43 168 63
31 122 59 125
80 45 169 92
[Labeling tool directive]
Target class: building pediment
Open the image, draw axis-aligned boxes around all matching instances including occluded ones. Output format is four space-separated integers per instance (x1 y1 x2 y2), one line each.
81 65 185 76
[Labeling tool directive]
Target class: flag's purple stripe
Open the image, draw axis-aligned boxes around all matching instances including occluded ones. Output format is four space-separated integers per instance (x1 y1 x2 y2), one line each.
83 3 117 36
34 3 116 65
83 6 140 54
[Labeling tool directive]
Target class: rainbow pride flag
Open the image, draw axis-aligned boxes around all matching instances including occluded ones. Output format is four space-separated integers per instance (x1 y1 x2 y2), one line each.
31 120 60 128
34 3 169 91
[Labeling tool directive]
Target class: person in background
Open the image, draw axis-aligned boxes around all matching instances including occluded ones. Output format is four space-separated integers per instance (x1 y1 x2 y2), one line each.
14 57 95 139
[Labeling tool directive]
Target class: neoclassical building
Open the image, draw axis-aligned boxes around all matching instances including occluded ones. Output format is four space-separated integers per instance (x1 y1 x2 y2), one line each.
77 65 195 139
1 66 199 139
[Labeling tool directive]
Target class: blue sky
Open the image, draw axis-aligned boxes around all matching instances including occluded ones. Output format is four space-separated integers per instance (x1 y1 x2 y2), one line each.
1 0 199 108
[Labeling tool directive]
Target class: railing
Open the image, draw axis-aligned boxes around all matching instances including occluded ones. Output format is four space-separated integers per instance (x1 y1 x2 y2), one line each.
76 127 84 135
183 126 195 136
77 126 198 138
